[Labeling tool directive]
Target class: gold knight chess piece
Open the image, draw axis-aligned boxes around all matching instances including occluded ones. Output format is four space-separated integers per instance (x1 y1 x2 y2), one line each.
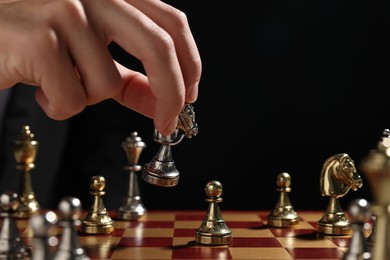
268 172 300 228
360 128 390 260
142 103 198 187
317 153 363 235
13 125 40 218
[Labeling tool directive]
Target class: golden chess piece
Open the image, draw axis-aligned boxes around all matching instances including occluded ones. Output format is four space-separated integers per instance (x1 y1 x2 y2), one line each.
13 125 40 218
360 129 390 260
80 176 114 234
117 132 147 220
195 180 232 245
317 153 363 235
142 103 198 187
268 172 300 227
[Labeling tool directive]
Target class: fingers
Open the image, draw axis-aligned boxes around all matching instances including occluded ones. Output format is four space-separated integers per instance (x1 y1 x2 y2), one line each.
82 0 201 134
0 0 202 135
124 0 201 103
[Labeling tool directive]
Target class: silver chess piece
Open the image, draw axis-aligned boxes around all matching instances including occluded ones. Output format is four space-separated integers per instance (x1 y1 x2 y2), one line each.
0 191 32 259
317 153 363 235
54 197 90 260
268 172 300 227
117 132 147 220
342 198 372 260
360 129 390 260
195 180 232 245
14 125 40 218
143 103 198 187
80 176 114 234
30 211 59 260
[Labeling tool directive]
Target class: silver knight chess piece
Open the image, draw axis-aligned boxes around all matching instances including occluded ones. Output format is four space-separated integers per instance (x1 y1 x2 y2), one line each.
317 153 363 235
142 103 198 187
360 129 390 260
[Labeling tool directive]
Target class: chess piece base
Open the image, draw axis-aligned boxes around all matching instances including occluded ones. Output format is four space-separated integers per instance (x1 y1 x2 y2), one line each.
142 166 179 187
79 223 114 235
268 216 299 228
195 232 232 245
316 222 351 235
117 208 146 220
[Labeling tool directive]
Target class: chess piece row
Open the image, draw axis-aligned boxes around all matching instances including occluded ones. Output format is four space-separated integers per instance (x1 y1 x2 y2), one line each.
0 192 90 260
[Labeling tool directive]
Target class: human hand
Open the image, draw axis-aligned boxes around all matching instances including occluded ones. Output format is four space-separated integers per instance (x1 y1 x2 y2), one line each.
0 0 201 135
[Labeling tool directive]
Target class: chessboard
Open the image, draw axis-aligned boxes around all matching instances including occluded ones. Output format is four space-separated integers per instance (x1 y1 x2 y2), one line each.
13 210 360 260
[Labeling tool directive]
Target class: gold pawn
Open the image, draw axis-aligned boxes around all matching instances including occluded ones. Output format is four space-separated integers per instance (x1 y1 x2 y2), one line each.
80 176 114 234
268 172 300 227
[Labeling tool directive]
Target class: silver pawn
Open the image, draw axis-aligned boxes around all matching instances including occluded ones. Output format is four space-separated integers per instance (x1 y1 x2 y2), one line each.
117 132 147 220
30 211 59 260
0 191 32 259
268 172 300 227
342 198 372 260
195 180 232 245
54 197 90 260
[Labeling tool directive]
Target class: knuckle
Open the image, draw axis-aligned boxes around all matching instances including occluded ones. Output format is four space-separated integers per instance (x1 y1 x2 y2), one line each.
45 98 86 120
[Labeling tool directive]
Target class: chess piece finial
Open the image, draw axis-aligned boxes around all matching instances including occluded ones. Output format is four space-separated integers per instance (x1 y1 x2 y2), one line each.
142 103 198 187
0 191 32 258
117 132 147 220
30 211 59 260
360 128 390 260
14 125 40 218
54 197 90 260
317 153 363 235
268 172 300 227
195 180 232 245
80 176 114 234
342 198 372 260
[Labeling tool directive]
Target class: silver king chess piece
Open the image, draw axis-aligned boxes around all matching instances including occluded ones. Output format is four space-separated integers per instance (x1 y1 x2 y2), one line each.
117 132 147 220
317 153 363 235
14 125 40 218
268 172 300 227
195 180 232 245
360 128 390 260
142 103 198 187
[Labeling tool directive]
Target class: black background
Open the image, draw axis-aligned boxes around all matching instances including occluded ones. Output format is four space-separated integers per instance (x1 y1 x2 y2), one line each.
103 0 390 211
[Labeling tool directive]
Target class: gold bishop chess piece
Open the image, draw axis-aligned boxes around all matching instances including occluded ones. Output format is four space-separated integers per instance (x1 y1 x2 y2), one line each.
0 192 32 259
142 103 198 187
14 125 40 218
195 180 232 245
268 172 300 227
80 176 114 234
317 153 363 235
117 132 147 220
360 128 390 260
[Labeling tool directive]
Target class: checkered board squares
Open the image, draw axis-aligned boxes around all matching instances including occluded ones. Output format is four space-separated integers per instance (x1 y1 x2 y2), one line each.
15 211 352 260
